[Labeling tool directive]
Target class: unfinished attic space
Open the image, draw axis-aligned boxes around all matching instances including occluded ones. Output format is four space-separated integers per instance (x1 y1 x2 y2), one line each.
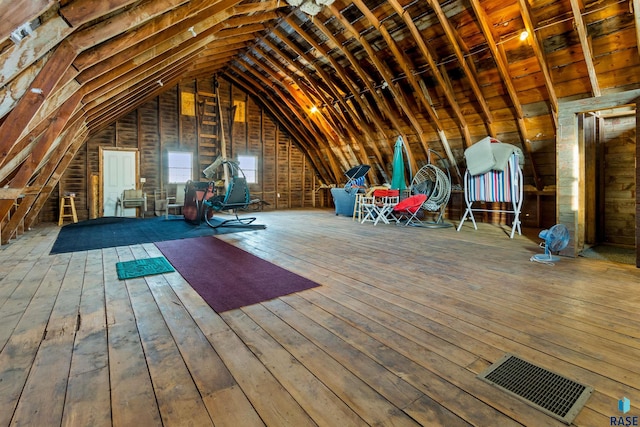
0 0 639 426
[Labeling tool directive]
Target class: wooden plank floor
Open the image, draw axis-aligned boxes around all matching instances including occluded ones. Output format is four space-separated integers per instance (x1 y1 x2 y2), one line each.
0 209 638 426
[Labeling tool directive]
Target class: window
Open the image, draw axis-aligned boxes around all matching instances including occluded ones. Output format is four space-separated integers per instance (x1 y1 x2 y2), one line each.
237 155 257 184
167 151 193 183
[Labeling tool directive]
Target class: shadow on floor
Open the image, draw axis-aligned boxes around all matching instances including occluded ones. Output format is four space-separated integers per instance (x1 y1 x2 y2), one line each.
579 245 636 266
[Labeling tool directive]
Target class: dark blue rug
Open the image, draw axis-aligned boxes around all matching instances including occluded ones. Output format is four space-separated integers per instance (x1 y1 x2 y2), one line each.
50 216 259 254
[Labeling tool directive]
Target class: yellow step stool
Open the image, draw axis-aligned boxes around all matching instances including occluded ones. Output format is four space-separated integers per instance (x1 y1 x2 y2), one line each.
58 194 78 226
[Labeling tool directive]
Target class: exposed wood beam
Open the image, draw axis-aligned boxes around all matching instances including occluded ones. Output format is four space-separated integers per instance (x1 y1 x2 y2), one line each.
270 28 368 168
87 68 188 133
0 90 83 224
311 18 399 148
352 0 462 181
82 38 208 105
224 71 336 183
284 17 387 178
0 40 77 170
391 0 496 137
328 4 433 168
68 0 213 55
0 16 73 87
233 58 337 156
59 0 144 27
0 78 82 184
228 63 343 183
2 110 86 241
569 0 601 97
517 0 559 124
635 0 640 59
0 0 53 42
468 0 545 190
85 62 192 130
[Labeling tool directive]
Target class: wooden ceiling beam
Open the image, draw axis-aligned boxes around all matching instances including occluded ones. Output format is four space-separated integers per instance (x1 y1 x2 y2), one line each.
245 52 353 162
330 4 438 178
0 0 53 42
0 78 82 184
468 0 544 190
0 16 73 87
238 55 343 147
70 0 238 67
634 0 640 59
234 58 333 148
74 1 242 80
59 0 142 27
283 17 386 176
82 41 205 105
225 69 338 183
270 28 368 168
569 0 601 97
329 6 428 146
0 90 83 225
352 0 464 181
393 0 495 136
517 0 559 124
85 63 192 129
0 40 77 170
224 73 334 184
312 18 417 184
228 62 344 183
311 18 398 144
87 70 185 132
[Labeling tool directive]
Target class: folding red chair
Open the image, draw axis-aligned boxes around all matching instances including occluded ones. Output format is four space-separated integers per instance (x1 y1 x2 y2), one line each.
392 194 427 226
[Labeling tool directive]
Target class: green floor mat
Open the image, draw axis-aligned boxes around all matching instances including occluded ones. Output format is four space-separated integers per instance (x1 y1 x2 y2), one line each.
116 256 175 280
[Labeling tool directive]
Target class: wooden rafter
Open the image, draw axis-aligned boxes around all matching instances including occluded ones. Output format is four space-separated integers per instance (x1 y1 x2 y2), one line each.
270 27 370 168
517 0 559 124
569 0 601 97
86 61 193 130
0 16 73 87
69 0 236 63
0 40 77 170
242 52 345 148
391 0 495 137
0 0 54 42
310 18 399 146
224 72 333 183
225 69 340 183
635 0 640 59
59 0 150 28
351 0 464 182
22 122 89 232
285 17 388 177
229 60 346 176
0 90 83 227
468 0 544 190
328 4 433 169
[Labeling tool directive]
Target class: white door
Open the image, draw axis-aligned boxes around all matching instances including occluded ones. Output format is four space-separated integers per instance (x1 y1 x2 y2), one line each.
103 149 137 217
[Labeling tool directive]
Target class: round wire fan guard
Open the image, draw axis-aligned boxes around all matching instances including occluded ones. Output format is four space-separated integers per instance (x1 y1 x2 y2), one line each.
531 224 570 264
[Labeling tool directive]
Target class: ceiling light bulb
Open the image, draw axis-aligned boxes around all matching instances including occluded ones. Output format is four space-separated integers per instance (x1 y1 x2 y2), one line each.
188 27 197 37
310 105 318 113
519 30 529 41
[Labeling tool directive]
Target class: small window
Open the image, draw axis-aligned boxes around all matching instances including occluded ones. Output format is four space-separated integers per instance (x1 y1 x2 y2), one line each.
237 155 257 184
168 151 193 183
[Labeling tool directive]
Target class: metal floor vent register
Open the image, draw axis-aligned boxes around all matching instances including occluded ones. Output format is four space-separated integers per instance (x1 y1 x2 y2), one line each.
478 354 593 424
